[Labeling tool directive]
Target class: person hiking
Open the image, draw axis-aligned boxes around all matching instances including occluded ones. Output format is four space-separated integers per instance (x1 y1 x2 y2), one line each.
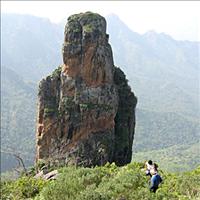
145 160 155 177
144 161 162 192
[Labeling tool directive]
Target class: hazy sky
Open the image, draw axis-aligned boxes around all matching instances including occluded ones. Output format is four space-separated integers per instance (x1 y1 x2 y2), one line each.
2 1 200 41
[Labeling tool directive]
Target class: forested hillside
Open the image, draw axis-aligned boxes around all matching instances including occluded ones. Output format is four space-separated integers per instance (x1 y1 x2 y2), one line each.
1 13 199 172
1 14 62 81
1 67 36 172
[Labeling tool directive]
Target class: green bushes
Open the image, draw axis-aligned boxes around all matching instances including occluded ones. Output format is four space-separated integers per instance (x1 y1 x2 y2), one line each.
51 66 62 79
1 162 200 200
83 24 93 33
44 107 56 117
1 176 46 200
79 103 113 112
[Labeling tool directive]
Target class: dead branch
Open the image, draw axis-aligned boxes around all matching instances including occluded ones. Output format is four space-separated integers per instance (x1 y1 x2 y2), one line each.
1 148 28 175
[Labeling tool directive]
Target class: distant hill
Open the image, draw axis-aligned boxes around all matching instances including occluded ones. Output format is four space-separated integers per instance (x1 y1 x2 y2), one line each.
132 142 200 172
1 13 199 172
133 109 199 151
106 14 199 118
1 14 63 81
1 67 36 172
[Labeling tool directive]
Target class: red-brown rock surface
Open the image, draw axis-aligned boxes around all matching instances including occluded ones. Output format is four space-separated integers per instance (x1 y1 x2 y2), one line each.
36 12 137 167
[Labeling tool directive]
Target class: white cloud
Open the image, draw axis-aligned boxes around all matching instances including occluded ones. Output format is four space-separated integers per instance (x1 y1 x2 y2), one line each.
1 1 200 41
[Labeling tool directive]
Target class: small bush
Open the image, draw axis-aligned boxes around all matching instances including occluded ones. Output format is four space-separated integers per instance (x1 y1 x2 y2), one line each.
1 176 46 200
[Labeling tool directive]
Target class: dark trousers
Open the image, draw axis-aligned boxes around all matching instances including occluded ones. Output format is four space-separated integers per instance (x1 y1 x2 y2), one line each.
150 186 158 193
150 174 161 193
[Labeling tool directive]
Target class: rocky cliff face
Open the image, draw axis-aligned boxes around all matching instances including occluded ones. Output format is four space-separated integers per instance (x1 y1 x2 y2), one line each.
36 12 137 167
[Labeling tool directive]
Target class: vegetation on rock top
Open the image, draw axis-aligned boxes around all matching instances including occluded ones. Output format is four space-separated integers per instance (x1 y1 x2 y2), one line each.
68 12 101 22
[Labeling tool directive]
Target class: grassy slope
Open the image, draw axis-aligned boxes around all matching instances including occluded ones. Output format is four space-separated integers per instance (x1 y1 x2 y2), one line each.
132 142 200 172
132 108 200 172
1 162 200 200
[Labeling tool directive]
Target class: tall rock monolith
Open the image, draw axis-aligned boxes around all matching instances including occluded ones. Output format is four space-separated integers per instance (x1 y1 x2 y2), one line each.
36 12 137 167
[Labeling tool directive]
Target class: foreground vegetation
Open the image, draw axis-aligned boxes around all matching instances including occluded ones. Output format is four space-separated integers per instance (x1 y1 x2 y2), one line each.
1 162 200 200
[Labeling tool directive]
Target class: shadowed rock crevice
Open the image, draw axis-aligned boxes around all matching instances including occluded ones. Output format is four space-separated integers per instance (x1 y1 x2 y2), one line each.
113 67 137 166
36 12 137 167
